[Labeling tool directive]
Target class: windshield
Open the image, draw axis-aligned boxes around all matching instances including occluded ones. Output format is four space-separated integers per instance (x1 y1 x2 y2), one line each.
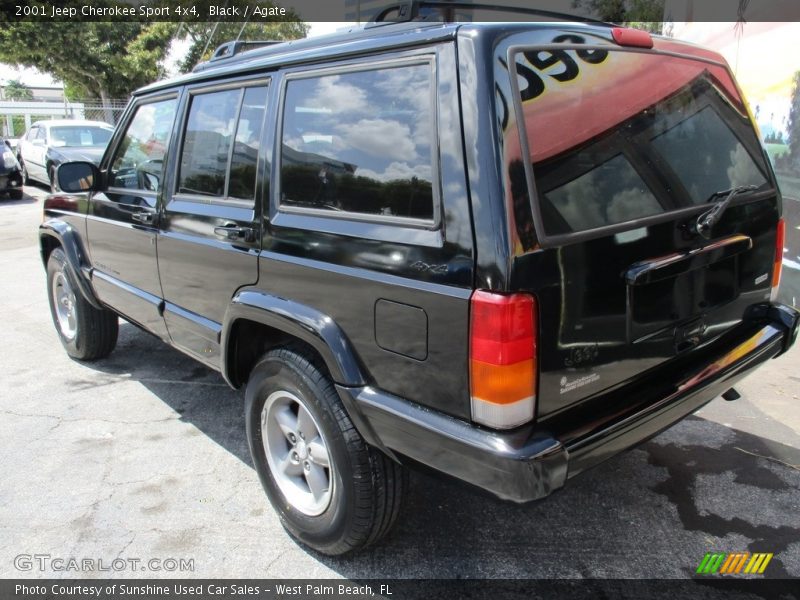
50 125 113 148
510 45 771 236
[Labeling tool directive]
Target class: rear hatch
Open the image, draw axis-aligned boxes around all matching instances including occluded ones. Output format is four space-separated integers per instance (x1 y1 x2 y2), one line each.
505 31 782 419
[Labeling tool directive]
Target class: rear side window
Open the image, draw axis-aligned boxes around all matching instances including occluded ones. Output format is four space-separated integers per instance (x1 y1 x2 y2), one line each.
50 126 112 147
510 47 771 236
178 89 240 197
229 86 269 201
177 84 268 202
279 61 435 222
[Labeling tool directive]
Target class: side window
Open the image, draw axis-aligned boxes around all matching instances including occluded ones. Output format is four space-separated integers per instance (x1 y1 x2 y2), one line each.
279 61 435 221
110 98 178 192
177 84 268 202
229 86 269 201
35 128 46 142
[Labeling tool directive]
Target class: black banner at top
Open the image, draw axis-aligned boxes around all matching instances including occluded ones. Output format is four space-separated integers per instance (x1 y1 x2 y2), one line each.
2 0 800 23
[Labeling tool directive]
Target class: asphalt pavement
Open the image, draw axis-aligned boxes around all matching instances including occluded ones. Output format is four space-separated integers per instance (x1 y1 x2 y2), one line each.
1 185 798 580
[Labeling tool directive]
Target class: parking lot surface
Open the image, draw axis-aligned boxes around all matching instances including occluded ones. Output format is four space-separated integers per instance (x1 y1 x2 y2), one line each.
1 185 799 579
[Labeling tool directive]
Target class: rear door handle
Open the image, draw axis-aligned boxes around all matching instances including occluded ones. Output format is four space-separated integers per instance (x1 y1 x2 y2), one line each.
214 225 256 243
132 211 156 225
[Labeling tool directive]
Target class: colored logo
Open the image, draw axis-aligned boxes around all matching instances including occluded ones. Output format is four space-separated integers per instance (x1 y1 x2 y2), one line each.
696 552 773 575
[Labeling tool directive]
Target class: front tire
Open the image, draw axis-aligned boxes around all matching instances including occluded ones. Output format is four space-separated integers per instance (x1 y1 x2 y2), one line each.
49 165 59 193
245 347 406 555
46 247 118 360
20 160 30 185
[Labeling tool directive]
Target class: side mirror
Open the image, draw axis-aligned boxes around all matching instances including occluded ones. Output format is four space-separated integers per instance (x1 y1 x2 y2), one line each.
57 162 100 193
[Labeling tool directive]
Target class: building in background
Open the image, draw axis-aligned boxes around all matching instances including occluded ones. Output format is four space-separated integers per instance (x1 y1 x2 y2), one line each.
0 84 65 103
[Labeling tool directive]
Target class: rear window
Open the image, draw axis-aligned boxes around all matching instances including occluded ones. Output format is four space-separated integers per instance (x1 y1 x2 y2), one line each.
510 47 771 236
50 125 112 147
279 61 436 222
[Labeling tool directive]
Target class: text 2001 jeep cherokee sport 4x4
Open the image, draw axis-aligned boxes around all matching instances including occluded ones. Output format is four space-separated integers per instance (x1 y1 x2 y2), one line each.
40 13 799 555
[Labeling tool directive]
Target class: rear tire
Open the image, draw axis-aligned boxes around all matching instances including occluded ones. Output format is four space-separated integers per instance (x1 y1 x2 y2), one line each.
20 161 30 185
46 247 118 360
245 347 406 555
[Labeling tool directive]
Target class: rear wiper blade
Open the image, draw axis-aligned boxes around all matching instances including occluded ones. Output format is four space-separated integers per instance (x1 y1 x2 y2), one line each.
693 184 761 239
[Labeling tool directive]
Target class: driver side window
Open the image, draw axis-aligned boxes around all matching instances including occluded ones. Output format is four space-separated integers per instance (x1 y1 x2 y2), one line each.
110 98 178 192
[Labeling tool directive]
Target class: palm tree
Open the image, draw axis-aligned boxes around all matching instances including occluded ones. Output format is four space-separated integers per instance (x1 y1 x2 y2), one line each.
2 79 33 101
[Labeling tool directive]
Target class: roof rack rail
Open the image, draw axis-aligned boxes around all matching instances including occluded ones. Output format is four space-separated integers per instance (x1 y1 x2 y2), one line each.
367 1 612 26
208 40 284 62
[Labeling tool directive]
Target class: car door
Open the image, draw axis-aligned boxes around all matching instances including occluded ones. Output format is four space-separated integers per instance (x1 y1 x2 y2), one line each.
157 80 267 366
22 126 46 182
16 127 34 173
86 94 179 339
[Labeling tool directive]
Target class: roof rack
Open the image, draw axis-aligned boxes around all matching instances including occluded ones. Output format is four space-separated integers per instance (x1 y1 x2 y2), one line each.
208 40 284 63
367 1 612 26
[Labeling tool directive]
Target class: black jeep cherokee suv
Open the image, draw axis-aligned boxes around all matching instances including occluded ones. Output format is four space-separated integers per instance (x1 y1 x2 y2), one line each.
40 17 799 555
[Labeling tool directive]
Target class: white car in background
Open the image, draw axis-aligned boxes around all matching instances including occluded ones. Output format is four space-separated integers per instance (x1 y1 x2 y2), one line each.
17 119 114 191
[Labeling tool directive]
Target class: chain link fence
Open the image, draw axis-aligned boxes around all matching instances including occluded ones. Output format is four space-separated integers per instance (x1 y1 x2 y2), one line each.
67 99 129 125
1 98 129 138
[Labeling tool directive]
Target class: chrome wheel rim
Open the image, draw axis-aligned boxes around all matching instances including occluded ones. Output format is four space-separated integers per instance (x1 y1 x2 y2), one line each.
262 390 333 516
53 270 77 341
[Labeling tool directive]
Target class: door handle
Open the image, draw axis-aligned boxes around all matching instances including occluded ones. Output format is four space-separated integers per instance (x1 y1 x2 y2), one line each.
132 211 156 225
214 224 256 243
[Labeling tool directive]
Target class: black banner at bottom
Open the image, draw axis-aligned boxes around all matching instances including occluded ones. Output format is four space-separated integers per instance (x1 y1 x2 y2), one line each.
2 579 798 600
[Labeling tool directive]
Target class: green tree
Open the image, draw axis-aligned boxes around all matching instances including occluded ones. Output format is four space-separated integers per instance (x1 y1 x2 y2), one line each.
176 21 310 74
3 79 33 101
0 20 177 109
571 0 665 33
0 1 308 106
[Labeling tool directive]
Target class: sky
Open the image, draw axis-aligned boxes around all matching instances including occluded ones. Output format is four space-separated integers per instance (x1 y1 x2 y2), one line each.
0 22 353 88
672 22 800 138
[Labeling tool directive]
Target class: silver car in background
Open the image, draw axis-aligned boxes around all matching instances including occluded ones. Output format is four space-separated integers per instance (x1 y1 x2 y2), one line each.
17 119 113 191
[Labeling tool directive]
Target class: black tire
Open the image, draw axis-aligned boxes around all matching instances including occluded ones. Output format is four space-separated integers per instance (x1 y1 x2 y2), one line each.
46 247 118 360
245 347 406 555
49 165 58 193
7 188 23 200
20 160 30 185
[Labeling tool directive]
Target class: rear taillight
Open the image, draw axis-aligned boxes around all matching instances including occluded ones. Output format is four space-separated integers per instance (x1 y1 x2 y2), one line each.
469 290 537 429
771 218 786 300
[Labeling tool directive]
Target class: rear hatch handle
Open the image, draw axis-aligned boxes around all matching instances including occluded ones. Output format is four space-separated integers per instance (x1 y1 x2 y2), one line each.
624 234 753 286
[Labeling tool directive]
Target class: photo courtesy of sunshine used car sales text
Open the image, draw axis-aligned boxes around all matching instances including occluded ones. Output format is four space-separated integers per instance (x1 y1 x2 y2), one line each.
14 582 391 597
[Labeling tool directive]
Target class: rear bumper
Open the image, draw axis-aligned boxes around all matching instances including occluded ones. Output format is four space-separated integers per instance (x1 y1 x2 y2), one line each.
338 303 799 503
